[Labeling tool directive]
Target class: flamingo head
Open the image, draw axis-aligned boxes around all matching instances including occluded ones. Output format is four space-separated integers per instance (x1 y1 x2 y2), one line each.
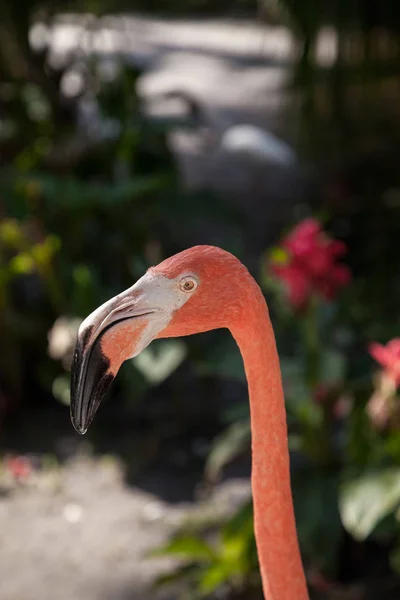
70 245 250 434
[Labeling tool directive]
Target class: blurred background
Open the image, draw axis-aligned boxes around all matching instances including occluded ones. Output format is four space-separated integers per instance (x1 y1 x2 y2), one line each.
1 1 400 599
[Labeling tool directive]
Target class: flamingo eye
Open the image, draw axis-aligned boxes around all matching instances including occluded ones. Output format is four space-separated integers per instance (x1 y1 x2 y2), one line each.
179 276 198 293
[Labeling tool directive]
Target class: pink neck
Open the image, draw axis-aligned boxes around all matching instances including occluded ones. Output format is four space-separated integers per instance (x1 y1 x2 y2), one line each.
231 288 309 600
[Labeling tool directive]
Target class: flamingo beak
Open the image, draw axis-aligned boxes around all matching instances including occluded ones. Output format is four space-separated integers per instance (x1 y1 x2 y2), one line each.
70 276 174 435
70 320 115 435
70 308 153 435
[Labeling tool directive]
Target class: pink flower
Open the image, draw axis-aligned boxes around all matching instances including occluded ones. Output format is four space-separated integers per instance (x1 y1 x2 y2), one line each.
369 339 400 388
271 264 311 308
283 218 320 259
270 218 351 309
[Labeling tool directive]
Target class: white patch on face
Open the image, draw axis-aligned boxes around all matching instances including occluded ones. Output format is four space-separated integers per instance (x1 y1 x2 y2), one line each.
78 271 198 357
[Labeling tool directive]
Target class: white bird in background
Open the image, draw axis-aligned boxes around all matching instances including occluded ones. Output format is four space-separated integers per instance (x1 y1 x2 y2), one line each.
219 123 296 165
142 88 297 167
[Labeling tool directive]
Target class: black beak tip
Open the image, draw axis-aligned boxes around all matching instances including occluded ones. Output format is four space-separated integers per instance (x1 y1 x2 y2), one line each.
70 407 88 435
69 324 114 437
72 420 88 436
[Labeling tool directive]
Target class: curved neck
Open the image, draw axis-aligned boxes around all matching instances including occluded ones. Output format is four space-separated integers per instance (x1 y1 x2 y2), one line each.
231 286 309 600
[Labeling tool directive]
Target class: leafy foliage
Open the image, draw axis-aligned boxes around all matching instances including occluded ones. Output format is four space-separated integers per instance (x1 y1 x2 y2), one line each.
0 15 239 419
205 419 251 484
339 469 400 542
153 501 259 599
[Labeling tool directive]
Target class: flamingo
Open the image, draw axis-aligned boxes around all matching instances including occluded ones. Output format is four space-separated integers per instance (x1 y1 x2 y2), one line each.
70 245 309 600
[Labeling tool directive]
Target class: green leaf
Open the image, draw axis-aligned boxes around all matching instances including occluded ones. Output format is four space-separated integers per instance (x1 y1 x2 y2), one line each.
220 535 248 566
9 252 35 274
31 235 61 266
268 246 290 265
132 339 187 386
293 471 342 571
0 219 24 247
280 357 309 406
320 349 346 385
339 469 400 541
150 535 216 561
205 419 251 483
222 501 253 541
198 563 231 595
195 335 245 382
52 374 71 406
153 563 199 589
390 542 400 575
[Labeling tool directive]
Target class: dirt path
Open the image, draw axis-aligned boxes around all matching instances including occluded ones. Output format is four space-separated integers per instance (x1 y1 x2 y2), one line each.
0 447 250 600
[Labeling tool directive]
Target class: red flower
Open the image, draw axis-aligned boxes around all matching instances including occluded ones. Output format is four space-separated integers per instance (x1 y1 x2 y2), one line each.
269 218 351 309
313 383 331 405
4 455 32 480
369 339 400 388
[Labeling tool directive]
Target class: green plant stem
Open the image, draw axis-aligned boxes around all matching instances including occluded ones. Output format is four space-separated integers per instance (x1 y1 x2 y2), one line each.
302 295 320 388
36 262 65 314
301 296 339 466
